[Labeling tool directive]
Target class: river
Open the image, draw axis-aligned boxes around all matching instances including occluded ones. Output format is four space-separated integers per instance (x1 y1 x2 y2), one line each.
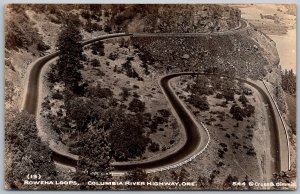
269 29 296 73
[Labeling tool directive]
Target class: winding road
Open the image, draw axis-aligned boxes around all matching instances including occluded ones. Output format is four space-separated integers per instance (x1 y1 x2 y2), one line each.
21 18 290 176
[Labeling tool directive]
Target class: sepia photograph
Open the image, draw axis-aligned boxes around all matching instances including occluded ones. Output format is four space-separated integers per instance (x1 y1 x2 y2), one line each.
4 4 296 190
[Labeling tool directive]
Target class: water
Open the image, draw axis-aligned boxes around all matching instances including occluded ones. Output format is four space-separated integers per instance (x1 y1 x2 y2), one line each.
269 29 296 73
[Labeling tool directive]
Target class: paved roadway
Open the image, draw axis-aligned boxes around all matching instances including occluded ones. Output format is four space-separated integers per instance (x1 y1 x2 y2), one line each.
21 18 289 175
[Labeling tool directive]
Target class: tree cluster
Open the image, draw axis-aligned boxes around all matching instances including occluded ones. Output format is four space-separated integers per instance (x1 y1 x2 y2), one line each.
91 41 105 56
282 69 296 95
121 58 143 80
5 111 56 189
187 95 210 111
229 103 255 121
5 10 50 54
108 111 150 161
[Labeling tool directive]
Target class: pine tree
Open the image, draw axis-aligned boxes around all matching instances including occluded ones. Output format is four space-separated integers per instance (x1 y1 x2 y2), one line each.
55 19 85 93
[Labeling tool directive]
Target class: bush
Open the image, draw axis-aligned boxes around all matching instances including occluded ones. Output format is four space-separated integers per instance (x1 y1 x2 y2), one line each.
190 77 214 96
120 87 130 101
158 109 171 118
246 148 256 156
108 52 118 60
37 42 50 52
223 174 238 188
97 88 113 98
108 111 149 161
81 10 91 20
229 104 245 121
91 41 105 56
85 20 103 33
243 104 255 117
104 25 112 33
215 93 223 99
188 95 210 111
122 60 140 79
90 59 100 67
128 98 145 113
5 112 56 188
242 86 253 95
148 142 160 152
222 89 235 102
238 94 248 106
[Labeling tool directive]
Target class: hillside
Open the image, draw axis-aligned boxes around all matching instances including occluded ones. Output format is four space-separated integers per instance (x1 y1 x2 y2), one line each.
5 4 294 190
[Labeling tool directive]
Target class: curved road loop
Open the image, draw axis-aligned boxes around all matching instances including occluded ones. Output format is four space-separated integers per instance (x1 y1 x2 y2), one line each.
21 18 289 175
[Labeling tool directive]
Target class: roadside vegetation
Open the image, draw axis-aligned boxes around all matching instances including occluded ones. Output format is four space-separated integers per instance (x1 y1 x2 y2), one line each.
170 68 259 187
5 111 57 189
281 69 296 95
5 4 295 190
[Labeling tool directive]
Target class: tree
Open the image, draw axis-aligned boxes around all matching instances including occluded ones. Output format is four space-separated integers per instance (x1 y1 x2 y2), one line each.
5 111 56 189
90 59 100 67
73 127 112 189
157 109 171 118
91 41 105 56
223 174 238 189
148 142 160 152
108 110 149 161
222 89 235 102
243 104 255 117
128 98 146 113
238 94 248 106
282 69 296 95
187 95 210 111
190 76 214 96
65 97 92 132
120 87 130 101
230 104 245 121
104 25 112 33
55 20 85 93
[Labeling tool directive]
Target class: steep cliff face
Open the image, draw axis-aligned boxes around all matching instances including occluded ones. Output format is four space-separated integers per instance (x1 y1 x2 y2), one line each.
110 4 241 33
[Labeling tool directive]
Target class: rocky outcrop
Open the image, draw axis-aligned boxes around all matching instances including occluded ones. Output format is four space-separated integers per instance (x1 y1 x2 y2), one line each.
132 25 279 80
111 5 241 33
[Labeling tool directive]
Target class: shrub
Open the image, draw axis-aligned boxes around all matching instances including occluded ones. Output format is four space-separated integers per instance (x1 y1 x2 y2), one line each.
104 25 112 33
148 142 160 152
120 87 130 101
109 111 149 161
229 104 245 121
158 109 171 118
188 95 210 111
238 94 248 106
243 104 255 117
91 41 105 56
215 93 223 99
108 52 118 60
222 89 235 102
128 98 145 113
97 88 113 98
90 59 100 67
121 60 141 79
